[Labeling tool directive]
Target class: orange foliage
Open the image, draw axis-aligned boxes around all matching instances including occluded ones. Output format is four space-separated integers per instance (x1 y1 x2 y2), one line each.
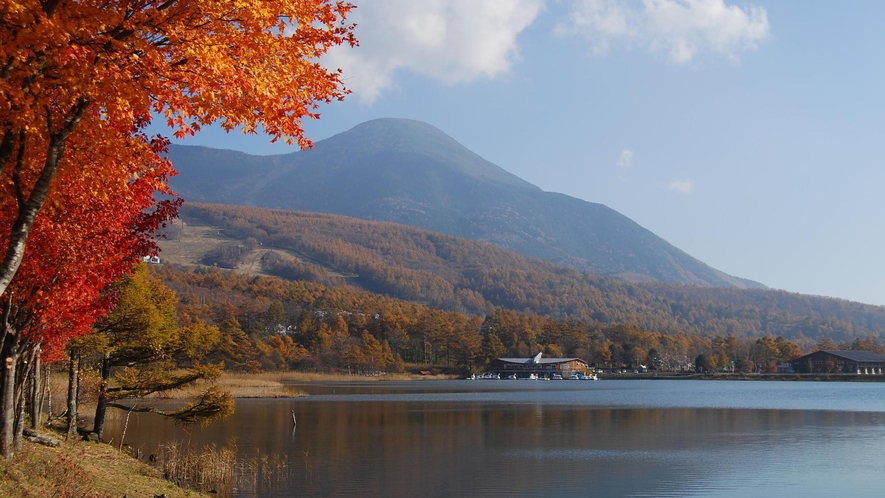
0 129 179 360
0 0 356 295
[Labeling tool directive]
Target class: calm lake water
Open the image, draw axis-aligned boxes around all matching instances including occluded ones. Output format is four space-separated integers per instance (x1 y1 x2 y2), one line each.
105 380 885 497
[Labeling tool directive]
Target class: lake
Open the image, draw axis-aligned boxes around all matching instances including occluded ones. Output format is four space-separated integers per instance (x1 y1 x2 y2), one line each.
104 380 885 497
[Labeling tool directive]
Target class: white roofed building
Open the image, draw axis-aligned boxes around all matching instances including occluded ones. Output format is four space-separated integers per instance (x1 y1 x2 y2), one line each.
489 353 588 379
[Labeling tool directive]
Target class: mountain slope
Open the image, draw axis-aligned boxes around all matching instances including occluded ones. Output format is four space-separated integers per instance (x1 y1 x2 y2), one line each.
168 118 762 289
159 203 885 343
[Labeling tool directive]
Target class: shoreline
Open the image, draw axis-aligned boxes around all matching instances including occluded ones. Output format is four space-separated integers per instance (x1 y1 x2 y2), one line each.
596 372 885 381
166 371 461 399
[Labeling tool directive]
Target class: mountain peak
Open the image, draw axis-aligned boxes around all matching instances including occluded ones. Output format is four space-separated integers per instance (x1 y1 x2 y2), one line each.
348 117 452 138
310 117 539 192
167 119 763 289
320 117 473 158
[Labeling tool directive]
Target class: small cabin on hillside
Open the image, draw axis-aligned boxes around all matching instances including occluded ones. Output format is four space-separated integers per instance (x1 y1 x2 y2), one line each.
489 353 588 379
789 350 884 374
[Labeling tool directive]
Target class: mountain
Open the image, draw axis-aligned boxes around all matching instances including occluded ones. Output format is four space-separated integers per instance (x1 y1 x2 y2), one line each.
167 118 763 289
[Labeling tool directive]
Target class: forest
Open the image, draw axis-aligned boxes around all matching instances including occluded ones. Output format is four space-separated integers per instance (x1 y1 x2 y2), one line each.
150 263 885 376
177 203 885 344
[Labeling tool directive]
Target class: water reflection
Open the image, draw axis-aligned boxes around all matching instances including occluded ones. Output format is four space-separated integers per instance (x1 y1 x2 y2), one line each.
105 381 885 497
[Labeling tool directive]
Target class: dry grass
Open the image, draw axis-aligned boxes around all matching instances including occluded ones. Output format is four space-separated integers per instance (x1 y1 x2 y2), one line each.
46 369 460 407
263 371 459 382
0 436 204 498
175 371 458 399
0 431 289 497
196 373 306 398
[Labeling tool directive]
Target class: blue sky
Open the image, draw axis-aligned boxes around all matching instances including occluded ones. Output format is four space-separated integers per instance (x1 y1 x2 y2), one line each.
166 1 885 306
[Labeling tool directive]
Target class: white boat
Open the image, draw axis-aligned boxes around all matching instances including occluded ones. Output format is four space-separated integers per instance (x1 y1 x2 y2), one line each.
573 373 598 381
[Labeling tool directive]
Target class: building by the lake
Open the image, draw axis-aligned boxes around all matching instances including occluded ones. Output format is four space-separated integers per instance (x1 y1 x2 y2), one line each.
489 353 588 379
789 350 885 374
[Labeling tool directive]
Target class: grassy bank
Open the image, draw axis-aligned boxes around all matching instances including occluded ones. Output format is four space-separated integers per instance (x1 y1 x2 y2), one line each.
0 435 205 498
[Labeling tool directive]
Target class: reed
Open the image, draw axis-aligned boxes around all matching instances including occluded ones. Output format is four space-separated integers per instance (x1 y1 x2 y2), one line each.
149 440 291 496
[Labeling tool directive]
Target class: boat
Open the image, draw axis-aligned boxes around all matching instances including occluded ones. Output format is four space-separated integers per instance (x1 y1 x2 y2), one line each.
572 373 598 381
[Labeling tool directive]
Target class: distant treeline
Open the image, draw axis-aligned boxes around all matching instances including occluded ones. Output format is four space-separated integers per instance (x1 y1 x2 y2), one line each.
153 265 884 375
179 203 885 344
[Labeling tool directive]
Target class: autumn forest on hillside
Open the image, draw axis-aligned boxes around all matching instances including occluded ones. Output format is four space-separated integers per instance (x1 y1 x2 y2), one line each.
175 203 885 346
149 263 885 377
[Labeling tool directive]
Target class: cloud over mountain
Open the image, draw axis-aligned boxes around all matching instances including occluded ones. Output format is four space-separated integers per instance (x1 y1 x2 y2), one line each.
325 0 544 103
557 0 770 63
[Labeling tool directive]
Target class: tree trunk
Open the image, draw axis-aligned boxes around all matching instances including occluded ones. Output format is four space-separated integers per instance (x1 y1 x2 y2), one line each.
92 355 111 441
44 363 52 421
29 348 41 429
0 330 19 459
12 370 25 451
0 101 88 298
12 346 35 451
66 349 79 441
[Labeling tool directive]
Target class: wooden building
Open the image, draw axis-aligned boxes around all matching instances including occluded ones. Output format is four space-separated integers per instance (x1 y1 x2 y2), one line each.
489 353 588 379
789 350 885 374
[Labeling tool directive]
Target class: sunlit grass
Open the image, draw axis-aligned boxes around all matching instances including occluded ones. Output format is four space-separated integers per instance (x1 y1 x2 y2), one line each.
0 436 204 498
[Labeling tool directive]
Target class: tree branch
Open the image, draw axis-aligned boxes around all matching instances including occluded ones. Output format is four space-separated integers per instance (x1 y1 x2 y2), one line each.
0 98 90 297
1 56 15 80
41 0 62 18
105 403 169 415
0 130 17 178
157 0 178 11
12 130 26 208
107 387 232 424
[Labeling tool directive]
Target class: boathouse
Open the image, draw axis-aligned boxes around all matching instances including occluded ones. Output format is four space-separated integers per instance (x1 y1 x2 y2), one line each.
489 353 588 379
789 350 885 374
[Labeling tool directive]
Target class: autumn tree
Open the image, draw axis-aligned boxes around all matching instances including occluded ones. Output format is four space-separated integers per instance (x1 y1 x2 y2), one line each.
86 264 231 441
0 134 177 458
482 333 507 364
751 337 781 373
0 0 356 296
816 337 838 351
0 0 355 459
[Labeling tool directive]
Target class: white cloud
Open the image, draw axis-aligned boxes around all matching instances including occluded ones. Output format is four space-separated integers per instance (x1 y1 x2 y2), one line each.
617 149 634 169
667 179 695 194
324 0 545 104
556 0 770 64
